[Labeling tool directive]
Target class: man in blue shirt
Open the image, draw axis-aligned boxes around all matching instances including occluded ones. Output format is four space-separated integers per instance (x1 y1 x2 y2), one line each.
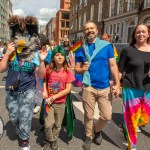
74 21 120 150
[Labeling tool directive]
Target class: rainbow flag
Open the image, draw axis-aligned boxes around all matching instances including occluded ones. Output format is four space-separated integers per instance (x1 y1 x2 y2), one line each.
72 41 86 87
70 41 83 53
113 46 118 62
8 47 24 61
9 51 16 61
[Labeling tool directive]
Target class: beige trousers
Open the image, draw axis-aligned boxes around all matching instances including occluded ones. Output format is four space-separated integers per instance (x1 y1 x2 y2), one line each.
82 86 112 139
44 103 65 142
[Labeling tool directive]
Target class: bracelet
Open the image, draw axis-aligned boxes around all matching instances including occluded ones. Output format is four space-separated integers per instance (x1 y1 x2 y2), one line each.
50 96 54 102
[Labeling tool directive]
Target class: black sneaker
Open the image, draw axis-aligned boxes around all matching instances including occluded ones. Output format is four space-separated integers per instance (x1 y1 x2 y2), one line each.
42 141 52 150
93 131 102 145
82 137 92 150
51 140 59 150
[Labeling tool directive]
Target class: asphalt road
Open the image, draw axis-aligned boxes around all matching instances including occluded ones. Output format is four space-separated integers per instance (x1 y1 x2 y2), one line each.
0 73 150 150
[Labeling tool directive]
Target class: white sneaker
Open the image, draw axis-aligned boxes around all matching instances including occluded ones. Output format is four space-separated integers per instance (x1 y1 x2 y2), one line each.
20 142 30 150
136 127 141 133
33 106 41 114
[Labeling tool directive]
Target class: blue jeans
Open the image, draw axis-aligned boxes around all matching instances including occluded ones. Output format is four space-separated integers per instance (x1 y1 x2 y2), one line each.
6 88 36 140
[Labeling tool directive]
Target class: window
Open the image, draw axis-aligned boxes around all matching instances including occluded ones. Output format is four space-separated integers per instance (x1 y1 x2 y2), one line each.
98 0 103 21
127 19 136 42
118 0 124 14
110 25 112 35
76 4 78 13
90 5 94 20
84 0 87 7
127 0 136 11
143 17 150 25
79 15 82 30
109 0 115 17
61 21 65 28
145 0 150 8
117 23 120 34
72 6 74 15
113 24 116 34
83 12 87 24
62 13 69 19
79 0 82 9
75 19 77 31
66 22 69 28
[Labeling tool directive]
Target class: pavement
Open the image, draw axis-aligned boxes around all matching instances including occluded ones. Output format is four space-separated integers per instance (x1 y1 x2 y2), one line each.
0 73 150 150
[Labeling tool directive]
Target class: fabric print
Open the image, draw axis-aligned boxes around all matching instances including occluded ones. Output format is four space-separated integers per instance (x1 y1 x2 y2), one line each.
48 82 60 95
9 60 35 72
48 76 62 96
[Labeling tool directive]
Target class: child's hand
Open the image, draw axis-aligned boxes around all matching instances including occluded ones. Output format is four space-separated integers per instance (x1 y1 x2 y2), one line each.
47 96 55 105
42 91 48 99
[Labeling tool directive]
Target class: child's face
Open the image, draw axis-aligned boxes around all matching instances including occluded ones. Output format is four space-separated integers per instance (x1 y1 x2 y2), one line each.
53 52 65 65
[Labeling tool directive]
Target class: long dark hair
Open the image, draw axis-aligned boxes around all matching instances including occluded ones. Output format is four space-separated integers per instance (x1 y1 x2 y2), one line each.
130 23 150 46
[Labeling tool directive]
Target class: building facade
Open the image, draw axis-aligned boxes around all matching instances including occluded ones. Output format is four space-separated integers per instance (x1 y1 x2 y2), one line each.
46 17 56 42
103 0 143 43
54 0 70 45
69 0 85 42
69 0 150 43
0 0 12 41
69 0 104 42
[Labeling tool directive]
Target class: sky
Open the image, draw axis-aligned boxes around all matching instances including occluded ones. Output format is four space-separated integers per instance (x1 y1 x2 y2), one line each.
11 0 60 26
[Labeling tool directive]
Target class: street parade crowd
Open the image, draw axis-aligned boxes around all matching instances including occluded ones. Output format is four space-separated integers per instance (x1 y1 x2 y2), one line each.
0 15 150 150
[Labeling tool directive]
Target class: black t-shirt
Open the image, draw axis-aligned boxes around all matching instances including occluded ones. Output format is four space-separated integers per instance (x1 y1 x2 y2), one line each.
118 45 150 90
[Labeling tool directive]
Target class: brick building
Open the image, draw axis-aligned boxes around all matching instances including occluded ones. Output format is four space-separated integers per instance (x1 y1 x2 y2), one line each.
69 0 150 43
46 0 70 45
54 0 70 45
69 0 104 42
103 0 150 43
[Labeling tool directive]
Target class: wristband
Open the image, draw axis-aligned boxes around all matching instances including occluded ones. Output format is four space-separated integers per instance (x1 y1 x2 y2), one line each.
50 96 54 102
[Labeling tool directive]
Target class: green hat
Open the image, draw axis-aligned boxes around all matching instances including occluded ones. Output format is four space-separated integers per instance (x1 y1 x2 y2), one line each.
51 45 66 59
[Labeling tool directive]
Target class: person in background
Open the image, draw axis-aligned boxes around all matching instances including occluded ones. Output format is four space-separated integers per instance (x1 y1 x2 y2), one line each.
101 33 111 42
118 23 150 150
114 33 119 43
50 40 56 50
74 20 120 150
62 38 72 67
34 35 52 114
42 46 75 150
102 33 119 86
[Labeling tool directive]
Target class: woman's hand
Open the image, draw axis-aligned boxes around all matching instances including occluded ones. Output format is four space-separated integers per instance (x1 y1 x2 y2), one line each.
5 43 16 57
39 46 48 61
112 85 120 97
